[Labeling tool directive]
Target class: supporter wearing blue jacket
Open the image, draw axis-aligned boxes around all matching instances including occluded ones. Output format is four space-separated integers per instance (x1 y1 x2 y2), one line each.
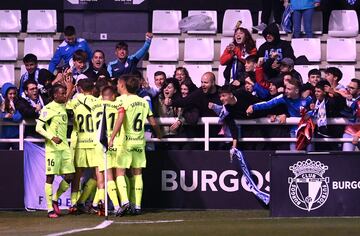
107 33 153 78
247 78 312 150
284 0 321 38
0 83 22 149
48 26 92 73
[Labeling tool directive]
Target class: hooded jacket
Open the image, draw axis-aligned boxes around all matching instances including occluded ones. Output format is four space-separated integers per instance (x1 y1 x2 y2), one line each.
0 83 22 138
257 23 296 79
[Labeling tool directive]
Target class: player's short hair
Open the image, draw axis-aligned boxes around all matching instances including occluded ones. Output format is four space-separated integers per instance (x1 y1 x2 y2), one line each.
77 79 94 92
23 53 38 64
245 55 258 63
64 25 76 36
116 41 128 50
51 84 66 98
154 71 166 78
122 75 140 94
23 79 38 92
218 85 233 94
73 50 87 62
315 80 330 91
101 85 115 96
325 67 342 81
308 68 321 78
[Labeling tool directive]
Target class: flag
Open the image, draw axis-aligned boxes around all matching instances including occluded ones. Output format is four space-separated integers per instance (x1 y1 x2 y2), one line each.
231 148 270 205
98 105 108 152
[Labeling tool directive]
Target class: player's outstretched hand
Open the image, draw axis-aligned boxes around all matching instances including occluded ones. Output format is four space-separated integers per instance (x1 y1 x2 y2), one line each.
51 136 62 144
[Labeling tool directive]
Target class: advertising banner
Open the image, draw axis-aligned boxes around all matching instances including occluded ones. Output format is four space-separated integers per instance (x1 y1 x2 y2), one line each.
142 151 271 209
271 152 360 217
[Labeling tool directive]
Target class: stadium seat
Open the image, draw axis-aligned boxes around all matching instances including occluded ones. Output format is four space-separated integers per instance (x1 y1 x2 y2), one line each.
187 10 217 34
146 64 176 88
328 10 358 37
27 10 57 33
183 64 212 87
293 65 320 84
220 37 233 55
291 38 321 62
222 9 253 36
0 64 15 86
152 10 181 34
0 10 21 33
256 38 266 49
20 64 48 76
328 65 355 87
24 37 53 60
184 38 214 61
0 37 18 61
148 37 179 62
217 65 227 86
326 38 356 62
301 11 323 35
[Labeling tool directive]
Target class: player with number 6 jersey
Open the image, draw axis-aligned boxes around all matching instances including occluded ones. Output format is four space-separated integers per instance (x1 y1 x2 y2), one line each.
109 74 161 216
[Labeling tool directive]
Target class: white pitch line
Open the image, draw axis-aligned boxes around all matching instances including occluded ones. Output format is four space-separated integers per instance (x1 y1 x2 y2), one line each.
115 219 184 224
46 220 113 236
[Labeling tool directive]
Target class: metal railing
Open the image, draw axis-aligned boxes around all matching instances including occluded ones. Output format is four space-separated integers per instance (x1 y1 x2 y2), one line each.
0 117 356 151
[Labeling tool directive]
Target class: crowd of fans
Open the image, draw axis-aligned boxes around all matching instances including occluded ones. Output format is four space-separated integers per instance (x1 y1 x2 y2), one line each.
0 24 360 152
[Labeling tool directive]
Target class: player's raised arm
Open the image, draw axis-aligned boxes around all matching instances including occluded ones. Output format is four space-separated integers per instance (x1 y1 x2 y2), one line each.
109 107 125 147
147 115 162 139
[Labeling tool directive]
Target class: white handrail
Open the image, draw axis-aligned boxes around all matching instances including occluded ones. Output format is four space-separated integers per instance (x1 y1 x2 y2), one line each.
0 117 357 151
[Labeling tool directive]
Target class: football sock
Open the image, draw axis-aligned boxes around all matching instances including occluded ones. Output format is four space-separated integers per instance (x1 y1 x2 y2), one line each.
125 175 131 198
53 180 70 201
78 178 97 204
107 180 120 209
129 176 135 204
133 174 143 209
92 188 100 207
71 192 78 206
116 176 129 206
45 183 53 212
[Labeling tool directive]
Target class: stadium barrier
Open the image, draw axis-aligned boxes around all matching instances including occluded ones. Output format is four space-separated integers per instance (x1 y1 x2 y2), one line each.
0 117 355 151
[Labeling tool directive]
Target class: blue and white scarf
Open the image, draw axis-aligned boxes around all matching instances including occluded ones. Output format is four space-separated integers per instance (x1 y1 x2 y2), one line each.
231 148 270 205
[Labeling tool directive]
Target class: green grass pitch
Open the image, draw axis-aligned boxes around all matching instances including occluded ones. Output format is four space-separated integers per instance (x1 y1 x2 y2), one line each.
0 210 360 236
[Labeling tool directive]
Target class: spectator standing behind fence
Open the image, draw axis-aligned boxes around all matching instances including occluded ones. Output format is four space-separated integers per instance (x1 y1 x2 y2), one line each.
153 78 182 149
177 80 201 149
83 49 110 82
107 33 153 79
220 24 257 86
342 79 360 151
309 80 346 151
284 0 320 38
257 23 295 80
253 0 285 32
48 26 92 73
0 83 22 150
174 67 192 85
247 78 312 150
19 54 47 96
143 71 166 98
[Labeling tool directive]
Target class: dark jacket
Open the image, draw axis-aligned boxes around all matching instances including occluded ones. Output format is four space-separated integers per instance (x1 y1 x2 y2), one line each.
171 86 222 117
257 23 295 79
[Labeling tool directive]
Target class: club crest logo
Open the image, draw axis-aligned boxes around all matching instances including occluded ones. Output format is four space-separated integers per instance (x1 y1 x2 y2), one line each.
288 159 329 212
